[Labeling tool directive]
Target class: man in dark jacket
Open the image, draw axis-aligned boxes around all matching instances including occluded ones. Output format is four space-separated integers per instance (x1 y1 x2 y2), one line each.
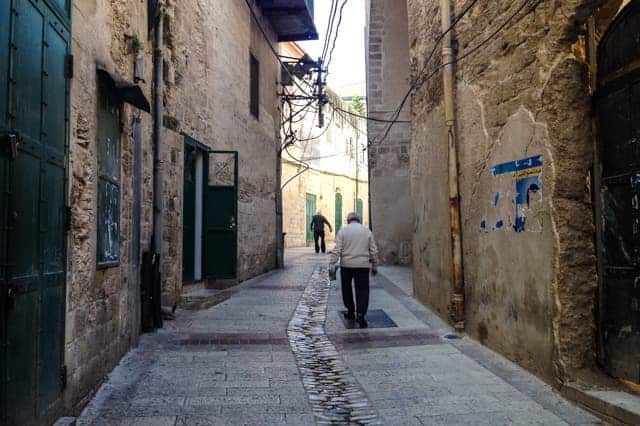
311 211 332 253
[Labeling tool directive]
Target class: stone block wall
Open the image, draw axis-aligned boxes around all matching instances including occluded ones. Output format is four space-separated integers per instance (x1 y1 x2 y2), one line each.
67 0 153 413
64 0 283 415
366 0 413 265
160 0 279 290
282 161 369 248
407 0 607 382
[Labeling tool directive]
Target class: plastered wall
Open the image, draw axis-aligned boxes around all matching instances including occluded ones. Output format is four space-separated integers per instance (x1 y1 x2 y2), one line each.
407 0 606 382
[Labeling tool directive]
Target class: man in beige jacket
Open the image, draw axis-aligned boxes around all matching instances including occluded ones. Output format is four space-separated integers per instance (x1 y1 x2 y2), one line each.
329 212 380 328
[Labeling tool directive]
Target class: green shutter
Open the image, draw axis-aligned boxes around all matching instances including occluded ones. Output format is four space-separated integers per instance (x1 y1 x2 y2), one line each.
334 193 343 233
97 76 121 267
306 193 316 243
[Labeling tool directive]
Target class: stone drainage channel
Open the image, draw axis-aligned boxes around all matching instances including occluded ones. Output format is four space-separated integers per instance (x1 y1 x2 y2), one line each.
287 266 380 425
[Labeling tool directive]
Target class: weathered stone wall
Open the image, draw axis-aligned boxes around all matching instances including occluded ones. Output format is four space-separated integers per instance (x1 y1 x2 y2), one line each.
366 0 413 265
407 0 607 382
160 0 279 293
67 0 153 413
282 161 369 248
365 0 413 264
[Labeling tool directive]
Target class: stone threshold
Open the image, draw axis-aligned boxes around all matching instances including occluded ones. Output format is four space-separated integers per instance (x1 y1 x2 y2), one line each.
180 288 231 310
561 382 640 425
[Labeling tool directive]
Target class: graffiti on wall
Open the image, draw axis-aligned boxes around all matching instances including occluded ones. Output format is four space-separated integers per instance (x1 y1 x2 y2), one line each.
480 155 543 233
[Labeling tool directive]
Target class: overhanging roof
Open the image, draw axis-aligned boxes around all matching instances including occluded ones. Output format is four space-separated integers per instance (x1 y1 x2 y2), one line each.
97 67 151 113
258 0 318 42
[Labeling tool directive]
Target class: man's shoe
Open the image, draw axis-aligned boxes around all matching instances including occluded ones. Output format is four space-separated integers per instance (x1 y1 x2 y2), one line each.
357 314 368 328
343 311 355 320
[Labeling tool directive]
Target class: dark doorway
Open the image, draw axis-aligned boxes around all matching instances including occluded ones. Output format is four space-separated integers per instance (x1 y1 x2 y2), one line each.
595 1 640 384
1 0 70 423
182 138 206 283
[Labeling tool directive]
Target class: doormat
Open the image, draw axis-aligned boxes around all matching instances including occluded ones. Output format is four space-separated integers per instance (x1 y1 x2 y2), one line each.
339 309 398 329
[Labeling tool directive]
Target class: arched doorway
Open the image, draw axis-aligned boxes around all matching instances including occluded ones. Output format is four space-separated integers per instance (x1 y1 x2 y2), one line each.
594 0 640 384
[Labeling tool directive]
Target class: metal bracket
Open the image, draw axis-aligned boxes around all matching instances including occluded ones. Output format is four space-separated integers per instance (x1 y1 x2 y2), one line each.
1 131 21 160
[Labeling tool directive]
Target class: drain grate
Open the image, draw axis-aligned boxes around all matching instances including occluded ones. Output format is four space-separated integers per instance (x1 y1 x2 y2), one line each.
339 309 397 330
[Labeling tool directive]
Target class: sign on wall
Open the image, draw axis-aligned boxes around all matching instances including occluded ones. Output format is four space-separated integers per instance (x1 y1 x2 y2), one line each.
481 155 543 233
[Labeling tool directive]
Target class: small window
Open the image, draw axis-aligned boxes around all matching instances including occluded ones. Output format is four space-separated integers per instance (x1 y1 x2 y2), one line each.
250 53 260 119
97 76 121 268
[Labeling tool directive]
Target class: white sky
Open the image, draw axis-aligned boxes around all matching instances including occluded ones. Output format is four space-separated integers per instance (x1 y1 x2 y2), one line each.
298 0 367 98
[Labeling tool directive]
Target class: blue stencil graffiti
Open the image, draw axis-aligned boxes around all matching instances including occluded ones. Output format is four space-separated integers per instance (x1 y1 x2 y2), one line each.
483 155 543 233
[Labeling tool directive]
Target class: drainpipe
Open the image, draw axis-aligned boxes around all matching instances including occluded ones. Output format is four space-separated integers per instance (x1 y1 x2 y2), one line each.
149 4 164 328
152 8 163 257
441 0 465 332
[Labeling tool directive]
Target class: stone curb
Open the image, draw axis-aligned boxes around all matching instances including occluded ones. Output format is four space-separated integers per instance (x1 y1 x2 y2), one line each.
561 383 640 425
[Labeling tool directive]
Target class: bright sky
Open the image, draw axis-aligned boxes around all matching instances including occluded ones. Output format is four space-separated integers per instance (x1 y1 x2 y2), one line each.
298 0 367 98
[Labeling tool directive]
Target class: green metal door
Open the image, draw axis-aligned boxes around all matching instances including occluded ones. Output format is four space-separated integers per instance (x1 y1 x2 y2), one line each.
1 0 70 424
204 151 238 279
595 2 640 384
356 198 364 222
306 193 316 243
334 193 343 233
182 143 196 283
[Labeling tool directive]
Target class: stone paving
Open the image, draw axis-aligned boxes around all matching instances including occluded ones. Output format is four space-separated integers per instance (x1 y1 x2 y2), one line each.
288 266 378 424
77 248 601 425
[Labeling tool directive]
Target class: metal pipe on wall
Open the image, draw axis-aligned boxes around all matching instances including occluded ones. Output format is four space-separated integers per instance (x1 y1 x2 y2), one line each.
440 0 465 332
152 7 164 256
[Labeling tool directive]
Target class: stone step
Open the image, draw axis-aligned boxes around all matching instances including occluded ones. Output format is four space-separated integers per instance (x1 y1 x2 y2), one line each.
561 382 640 425
180 288 230 310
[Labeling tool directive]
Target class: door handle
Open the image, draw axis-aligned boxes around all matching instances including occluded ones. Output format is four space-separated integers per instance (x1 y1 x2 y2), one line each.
6 283 17 312
229 216 236 230
1 131 22 160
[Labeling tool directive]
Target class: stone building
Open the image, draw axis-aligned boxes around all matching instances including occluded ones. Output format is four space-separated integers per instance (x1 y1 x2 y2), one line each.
377 0 640 390
365 0 413 265
0 0 316 424
280 42 369 249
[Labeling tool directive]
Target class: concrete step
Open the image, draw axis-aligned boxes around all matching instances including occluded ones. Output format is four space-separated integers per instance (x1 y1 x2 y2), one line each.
180 288 230 310
561 382 640 425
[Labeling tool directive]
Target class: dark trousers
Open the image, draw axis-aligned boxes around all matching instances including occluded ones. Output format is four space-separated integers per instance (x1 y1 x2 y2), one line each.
314 230 326 253
340 267 370 316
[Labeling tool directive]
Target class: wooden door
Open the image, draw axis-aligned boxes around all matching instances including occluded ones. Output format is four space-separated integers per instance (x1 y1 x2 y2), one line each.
1 0 70 423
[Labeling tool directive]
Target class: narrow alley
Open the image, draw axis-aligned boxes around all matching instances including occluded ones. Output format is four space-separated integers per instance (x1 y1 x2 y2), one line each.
76 249 597 425
3 0 640 424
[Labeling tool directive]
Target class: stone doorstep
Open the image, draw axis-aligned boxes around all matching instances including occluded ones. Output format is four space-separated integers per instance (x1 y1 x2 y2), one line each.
561 382 640 425
180 289 230 310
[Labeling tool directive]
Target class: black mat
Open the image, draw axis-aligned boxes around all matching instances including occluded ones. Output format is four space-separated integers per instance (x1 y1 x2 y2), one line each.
339 309 398 329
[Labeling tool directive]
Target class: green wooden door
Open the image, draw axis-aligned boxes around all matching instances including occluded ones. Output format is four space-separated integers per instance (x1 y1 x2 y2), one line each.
1 0 70 424
306 193 316 243
356 198 364 222
182 144 196 283
204 151 238 279
334 193 343 233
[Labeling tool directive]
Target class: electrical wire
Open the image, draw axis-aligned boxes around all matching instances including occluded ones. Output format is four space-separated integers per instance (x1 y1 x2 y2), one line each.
321 0 339 61
243 0 314 96
331 105 410 123
325 0 349 71
371 0 531 146
295 107 336 143
370 0 481 146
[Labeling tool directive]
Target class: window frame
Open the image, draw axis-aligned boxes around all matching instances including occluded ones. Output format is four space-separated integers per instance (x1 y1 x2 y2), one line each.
250 52 260 120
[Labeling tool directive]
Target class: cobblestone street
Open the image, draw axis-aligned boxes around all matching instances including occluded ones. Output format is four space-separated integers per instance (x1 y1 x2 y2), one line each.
77 249 600 425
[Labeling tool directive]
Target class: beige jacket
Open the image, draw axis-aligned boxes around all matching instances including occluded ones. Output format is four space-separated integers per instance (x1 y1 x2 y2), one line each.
329 222 380 269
